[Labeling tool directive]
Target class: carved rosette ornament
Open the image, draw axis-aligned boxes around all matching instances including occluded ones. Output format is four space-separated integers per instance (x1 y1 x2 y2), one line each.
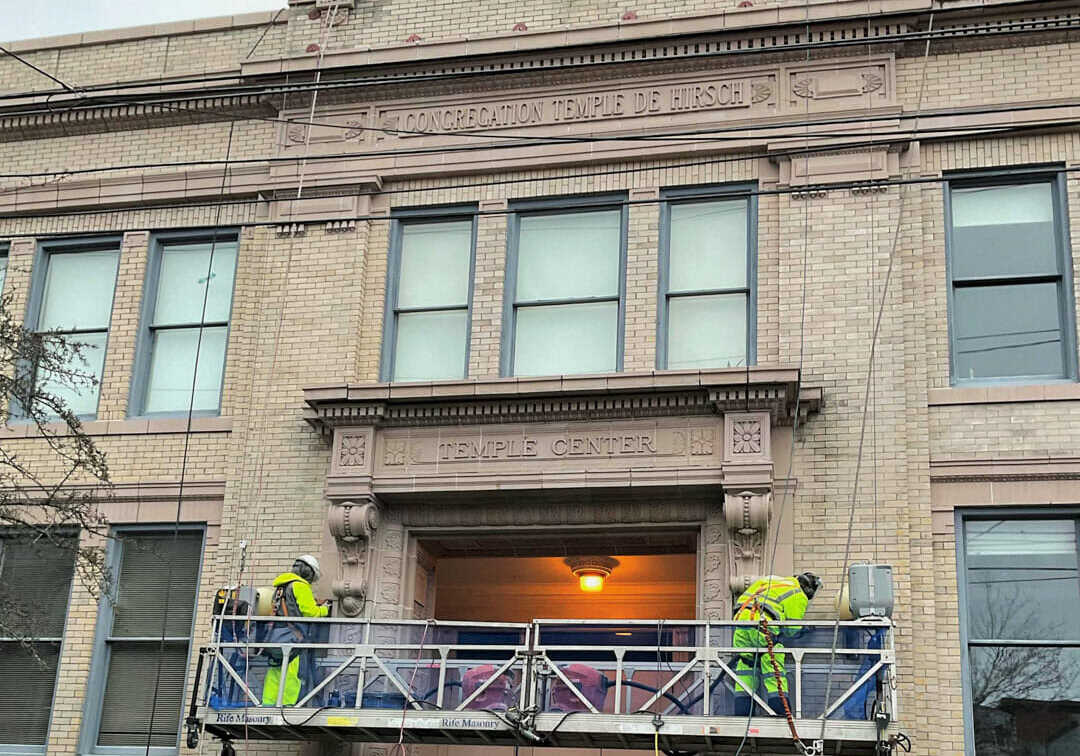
328 497 381 616
722 410 775 596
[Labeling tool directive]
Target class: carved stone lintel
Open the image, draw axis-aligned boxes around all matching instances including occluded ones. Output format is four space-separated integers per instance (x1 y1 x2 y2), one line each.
328 496 381 617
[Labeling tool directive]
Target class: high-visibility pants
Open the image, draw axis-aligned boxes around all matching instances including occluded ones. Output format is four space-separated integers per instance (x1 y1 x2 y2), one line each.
262 655 302 706
733 627 788 696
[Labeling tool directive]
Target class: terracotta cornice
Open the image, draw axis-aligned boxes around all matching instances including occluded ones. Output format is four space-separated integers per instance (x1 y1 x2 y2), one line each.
243 0 932 77
303 368 822 434
241 0 1075 78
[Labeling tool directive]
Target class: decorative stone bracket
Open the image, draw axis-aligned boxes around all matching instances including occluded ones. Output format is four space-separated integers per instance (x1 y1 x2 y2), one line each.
721 411 774 595
327 496 381 616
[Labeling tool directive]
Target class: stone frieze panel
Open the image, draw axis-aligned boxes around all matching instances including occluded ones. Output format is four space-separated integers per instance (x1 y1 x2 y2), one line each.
370 417 723 478
273 56 895 178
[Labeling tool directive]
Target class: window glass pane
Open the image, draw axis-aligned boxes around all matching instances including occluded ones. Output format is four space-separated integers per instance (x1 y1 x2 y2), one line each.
0 643 60 745
0 255 7 293
0 536 76 638
970 646 1080 755
398 221 472 309
514 301 617 376
144 326 227 414
38 250 119 331
965 520 1080 641
153 241 237 326
393 309 467 381
951 183 1057 279
112 532 202 638
669 199 748 292
36 330 107 417
667 293 747 369
97 641 189 747
516 210 620 301
954 282 1065 380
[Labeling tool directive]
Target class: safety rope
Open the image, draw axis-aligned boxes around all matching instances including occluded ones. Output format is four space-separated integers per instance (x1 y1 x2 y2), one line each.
757 616 802 748
736 593 811 756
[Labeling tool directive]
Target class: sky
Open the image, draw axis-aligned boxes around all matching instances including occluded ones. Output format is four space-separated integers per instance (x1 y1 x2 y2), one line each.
2 0 285 42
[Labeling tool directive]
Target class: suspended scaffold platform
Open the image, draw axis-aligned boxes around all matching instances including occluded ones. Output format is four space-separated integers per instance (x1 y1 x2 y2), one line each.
190 617 899 755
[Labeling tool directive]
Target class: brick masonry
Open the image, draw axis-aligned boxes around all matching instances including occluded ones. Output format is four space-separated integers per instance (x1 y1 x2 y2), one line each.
0 2 1078 755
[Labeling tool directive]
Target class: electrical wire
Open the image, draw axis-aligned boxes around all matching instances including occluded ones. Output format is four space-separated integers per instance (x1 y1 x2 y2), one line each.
3 15 1073 116
736 6 814 756
816 9 937 753
141 120 236 756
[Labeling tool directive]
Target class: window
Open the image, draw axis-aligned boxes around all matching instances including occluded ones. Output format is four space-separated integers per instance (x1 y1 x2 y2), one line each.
659 187 755 369
505 198 626 376
133 234 237 416
0 246 8 293
959 514 1080 755
382 213 475 381
946 174 1076 383
0 535 75 750
28 239 120 418
85 530 203 752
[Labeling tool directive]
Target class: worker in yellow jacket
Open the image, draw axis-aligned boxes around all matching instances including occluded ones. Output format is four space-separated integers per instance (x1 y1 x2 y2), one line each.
261 555 330 706
732 572 821 717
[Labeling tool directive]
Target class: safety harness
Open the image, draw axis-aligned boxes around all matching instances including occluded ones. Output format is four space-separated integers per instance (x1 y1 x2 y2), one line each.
260 581 306 664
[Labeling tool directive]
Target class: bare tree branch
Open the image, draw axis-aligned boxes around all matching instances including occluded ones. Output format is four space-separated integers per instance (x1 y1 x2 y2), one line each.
0 289 113 663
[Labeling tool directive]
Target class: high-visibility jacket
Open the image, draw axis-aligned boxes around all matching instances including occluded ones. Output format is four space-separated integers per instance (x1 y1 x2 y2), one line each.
734 576 808 628
270 572 329 619
261 573 328 706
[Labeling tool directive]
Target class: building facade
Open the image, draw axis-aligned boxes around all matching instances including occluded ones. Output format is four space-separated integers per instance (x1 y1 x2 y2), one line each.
1 0 1079 753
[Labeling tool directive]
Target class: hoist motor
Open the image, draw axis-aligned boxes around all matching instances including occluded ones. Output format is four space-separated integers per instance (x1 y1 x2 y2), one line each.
213 585 274 617
835 564 894 619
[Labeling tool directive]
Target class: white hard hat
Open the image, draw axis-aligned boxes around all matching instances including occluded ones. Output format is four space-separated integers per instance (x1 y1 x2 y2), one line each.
295 554 321 582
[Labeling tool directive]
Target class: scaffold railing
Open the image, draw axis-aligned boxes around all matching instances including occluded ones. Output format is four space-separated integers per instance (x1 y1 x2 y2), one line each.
190 616 897 754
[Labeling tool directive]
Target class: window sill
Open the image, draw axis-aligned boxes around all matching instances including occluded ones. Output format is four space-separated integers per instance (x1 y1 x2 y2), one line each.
0 416 232 439
928 383 1080 406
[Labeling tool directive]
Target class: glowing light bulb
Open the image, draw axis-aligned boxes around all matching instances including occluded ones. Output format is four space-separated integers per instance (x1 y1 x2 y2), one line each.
579 573 605 592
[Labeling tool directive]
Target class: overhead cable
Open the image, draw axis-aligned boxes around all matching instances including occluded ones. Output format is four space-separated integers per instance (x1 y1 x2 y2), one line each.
2 15 1074 112
816 9 937 752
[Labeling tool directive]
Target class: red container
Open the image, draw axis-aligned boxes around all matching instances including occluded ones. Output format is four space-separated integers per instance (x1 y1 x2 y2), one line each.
550 664 608 711
462 665 516 710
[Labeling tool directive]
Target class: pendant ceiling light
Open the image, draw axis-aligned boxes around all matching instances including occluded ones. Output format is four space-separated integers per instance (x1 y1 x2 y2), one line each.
565 556 620 593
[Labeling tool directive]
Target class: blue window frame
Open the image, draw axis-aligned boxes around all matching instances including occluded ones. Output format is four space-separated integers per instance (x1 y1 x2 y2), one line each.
945 169 1077 384
380 206 477 382
130 231 238 417
0 534 76 752
23 237 122 420
658 184 757 370
956 509 1080 756
0 244 8 294
80 527 205 756
502 194 628 377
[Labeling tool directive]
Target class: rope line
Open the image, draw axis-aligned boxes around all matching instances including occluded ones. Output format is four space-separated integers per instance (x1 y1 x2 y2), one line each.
817 10 936 751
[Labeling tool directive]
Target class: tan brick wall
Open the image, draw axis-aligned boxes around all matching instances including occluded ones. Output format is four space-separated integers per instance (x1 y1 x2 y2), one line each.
1 9 1079 756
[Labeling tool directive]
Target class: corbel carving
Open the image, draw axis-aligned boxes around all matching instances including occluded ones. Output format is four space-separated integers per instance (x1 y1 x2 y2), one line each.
724 489 772 595
328 497 381 617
